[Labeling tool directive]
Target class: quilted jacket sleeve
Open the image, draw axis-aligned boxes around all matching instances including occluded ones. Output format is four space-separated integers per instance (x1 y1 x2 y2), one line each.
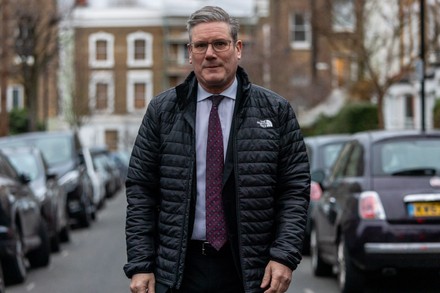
270 100 310 270
124 98 161 278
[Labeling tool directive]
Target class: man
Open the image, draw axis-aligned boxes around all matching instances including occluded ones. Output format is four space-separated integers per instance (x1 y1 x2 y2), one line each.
124 5 310 293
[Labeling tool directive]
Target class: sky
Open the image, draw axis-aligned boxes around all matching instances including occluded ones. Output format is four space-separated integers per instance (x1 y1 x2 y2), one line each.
58 0 255 16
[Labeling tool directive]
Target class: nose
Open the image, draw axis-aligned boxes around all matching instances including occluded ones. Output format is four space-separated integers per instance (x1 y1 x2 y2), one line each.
205 43 216 55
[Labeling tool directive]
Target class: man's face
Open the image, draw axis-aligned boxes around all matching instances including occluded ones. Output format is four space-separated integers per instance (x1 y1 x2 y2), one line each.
188 21 242 94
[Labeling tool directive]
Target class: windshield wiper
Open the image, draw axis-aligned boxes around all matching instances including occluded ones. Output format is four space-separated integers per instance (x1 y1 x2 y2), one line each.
391 168 437 176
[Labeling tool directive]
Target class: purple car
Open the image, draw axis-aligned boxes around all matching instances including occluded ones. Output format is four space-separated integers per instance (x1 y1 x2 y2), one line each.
310 130 440 292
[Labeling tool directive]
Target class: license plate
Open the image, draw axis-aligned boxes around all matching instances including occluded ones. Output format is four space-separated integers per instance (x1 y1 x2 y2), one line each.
408 202 440 217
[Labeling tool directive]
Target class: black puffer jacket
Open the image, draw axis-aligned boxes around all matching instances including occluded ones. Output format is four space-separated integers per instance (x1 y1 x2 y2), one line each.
124 67 310 293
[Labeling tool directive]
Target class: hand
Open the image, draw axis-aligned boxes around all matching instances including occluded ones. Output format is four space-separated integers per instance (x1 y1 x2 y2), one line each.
130 273 155 293
260 261 292 293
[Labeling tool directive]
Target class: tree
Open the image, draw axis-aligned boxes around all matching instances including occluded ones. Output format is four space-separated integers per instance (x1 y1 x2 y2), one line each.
0 0 11 136
313 0 440 129
11 0 60 131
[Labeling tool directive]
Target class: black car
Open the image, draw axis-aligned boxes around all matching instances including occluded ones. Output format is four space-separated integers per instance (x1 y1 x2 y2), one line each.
0 131 95 228
2 146 70 251
310 130 440 292
0 150 51 285
303 134 351 254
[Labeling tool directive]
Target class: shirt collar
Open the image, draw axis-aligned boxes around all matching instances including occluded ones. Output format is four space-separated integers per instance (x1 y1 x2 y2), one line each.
197 77 237 102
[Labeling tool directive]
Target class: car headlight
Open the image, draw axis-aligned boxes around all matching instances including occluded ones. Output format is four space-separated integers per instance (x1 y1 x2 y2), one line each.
32 185 47 203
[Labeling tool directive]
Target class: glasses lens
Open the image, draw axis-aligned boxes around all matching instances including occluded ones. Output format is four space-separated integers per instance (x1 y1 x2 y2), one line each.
192 42 208 53
190 40 231 54
212 40 230 52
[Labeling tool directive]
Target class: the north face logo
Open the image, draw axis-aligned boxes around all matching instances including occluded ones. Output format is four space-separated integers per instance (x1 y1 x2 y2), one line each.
257 119 273 128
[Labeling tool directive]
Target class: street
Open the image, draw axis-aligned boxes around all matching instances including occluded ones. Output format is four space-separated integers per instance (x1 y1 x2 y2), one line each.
5 188 440 293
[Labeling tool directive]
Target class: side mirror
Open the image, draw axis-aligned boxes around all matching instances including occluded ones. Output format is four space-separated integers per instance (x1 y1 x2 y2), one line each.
46 172 58 181
19 173 32 184
311 169 326 184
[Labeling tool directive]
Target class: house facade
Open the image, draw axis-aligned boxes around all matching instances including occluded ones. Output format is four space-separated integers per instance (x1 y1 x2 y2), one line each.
69 0 259 150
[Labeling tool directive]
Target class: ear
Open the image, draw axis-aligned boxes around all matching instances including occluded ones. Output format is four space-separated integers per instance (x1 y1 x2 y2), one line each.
235 40 243 60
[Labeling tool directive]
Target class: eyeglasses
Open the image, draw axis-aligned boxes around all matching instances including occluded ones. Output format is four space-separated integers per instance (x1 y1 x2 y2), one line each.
187 39 233 54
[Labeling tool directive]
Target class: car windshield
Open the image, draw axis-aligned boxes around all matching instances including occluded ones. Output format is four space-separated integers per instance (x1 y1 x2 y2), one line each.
32 136 73 167
8 153 43 181
373 138 440 176
320 143 345 170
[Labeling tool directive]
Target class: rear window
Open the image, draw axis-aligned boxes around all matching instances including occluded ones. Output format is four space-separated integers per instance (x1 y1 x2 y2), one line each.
372 138 440 176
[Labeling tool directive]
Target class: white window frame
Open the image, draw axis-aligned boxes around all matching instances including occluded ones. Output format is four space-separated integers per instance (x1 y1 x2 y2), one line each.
177 43 189 65
126 70 153 113
127 32 153 67
89 71 115 114
290 12 311 50
89 32 115 68
1 84 25 112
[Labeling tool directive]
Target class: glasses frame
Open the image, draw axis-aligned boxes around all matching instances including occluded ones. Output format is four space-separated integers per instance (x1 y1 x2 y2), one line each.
187 39 233 54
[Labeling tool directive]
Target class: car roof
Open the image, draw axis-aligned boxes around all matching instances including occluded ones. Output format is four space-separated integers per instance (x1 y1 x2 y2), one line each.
304 134 351 145
351 129 440 144
0 130 75 143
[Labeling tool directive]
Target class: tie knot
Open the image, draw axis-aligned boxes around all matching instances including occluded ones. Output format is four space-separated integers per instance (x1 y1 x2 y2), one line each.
210 95 224 108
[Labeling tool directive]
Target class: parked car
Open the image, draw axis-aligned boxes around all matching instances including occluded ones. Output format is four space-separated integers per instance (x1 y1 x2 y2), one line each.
2 146 70 252
89 146 122 198
109 149 130 183
310 130 440 292
0 131 95 228
80 147 107 209
303 134 351 254
0 150 51 285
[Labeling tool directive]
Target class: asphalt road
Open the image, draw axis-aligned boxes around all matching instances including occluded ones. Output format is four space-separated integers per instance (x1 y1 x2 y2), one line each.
5 188 440 293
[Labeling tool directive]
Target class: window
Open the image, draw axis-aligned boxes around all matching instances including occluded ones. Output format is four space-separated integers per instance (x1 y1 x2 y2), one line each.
4 85 24 112
89 71 114 113
105 130 118 151
178 43 189 65
127 32 153 67
332 0 355 32
95 83 108 110
89 32 114 68
127 71 153 113
404 94 414 129
290 12 311 49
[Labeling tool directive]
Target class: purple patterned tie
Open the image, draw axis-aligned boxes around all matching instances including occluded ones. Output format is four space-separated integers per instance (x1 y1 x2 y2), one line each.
206 95 227 251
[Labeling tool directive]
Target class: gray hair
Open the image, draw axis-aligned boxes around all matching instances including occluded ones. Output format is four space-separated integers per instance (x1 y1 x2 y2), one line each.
187 6 240 42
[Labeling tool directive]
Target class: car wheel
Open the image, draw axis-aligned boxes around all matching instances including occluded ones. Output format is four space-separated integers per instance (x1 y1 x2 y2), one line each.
310 227 332 276
79 197 92 228
51 233 61 253
59 223 70 243
337 235 364 293
27 220 51 268
3 227 27 285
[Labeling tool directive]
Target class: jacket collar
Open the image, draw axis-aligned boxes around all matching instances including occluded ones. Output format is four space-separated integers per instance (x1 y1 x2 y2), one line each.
175 66 251 111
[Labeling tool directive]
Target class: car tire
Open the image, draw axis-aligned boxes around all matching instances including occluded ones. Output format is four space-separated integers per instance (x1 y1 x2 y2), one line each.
2 227 27 285
310 227 332 276
59 223 70 243
27 220 51 268
337 235 364 293
51 232 61 253
79 197 92 228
